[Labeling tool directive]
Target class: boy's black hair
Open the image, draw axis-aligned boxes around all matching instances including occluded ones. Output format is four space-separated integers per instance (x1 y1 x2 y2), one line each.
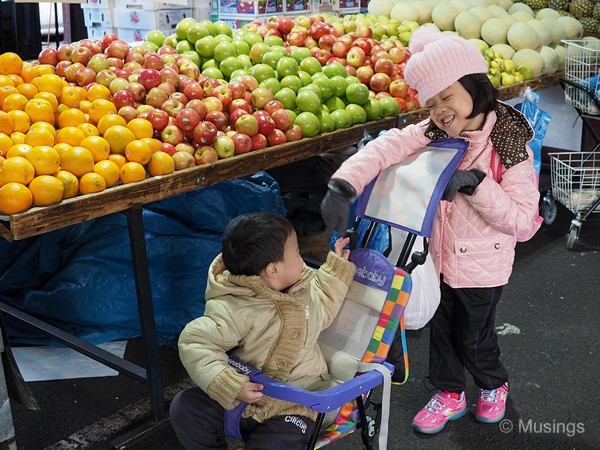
458 73 498 119
222 212 294 276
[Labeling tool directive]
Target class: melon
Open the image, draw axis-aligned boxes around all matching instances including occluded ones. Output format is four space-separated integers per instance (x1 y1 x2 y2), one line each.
491 43 516 59
528 19 552 48
455 10 483 38
485 0 500 5
488 5 509 17
554 44 565 70
556 16 584 39
507 22 540 50
432 2 461 30
512 48 545 77
368 0 395 16
470 6 494 22
539 46 560 74
511 11 534 22
412 0 434 24
539 18 566 47
449 0 470 12
481 17 510 45
497 0 513 10
508 2 533 15
501 14 517 28
390 2 421 22
535 8 561 20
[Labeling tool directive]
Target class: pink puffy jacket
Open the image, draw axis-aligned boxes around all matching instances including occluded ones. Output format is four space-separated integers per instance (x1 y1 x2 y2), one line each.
331 108 540 288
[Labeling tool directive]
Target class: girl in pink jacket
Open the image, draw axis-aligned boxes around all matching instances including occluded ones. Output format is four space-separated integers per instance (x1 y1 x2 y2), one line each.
321 26 541 434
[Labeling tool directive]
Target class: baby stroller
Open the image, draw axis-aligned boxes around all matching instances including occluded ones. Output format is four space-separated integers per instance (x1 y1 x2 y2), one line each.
224 139 468 449
553 39 600 249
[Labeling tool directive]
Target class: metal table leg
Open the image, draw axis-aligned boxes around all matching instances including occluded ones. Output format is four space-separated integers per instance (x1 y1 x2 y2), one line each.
0 331 17 450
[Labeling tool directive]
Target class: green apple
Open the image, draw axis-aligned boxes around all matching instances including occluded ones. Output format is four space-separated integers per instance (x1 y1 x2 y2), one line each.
262 51 284 70
364 98 383 121
294 112 321 137
330 109 353 129
274 87 297 109
175 40 193 54
213 41 237 62
296 89 321 114
260 77 281 94
299 57 322 76
202 58 218 70
195 36 216 58
202 67 224 80
299 84 322 102
213 34 232 45
237 54 253 70
145 30 165 48
290 46 311 64
276 57 299 78
264 35 284 47
250 64 276 83
175 18 196 41
243 32 263 48
280 75 303 93
181 50 200 67
346 104 367 124
312 76 333 101
378 96 400 117
323 61 347 78
199 20 216 37
329 76 347 98
345 83 369 105
220 56 244 79
325 96 346 112
163 34 178 48
142 41 159 52
213 21 233 37
186 23 209 44
297 70 313 86
250 42 270 65
345 76 361 88
233 40 250 56
317 110 335 133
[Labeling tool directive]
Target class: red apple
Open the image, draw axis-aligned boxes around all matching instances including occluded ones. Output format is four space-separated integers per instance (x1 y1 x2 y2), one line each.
175 142 195 155
118 105 139 123
228 81 246 100
389 79 409 98
55 60 72 78
370 73 392 93
311 48 332 65
57 43 75 61
271 109 293 130
254 112 276 136
126 82 147 103
112 89 134 109
235 114 259 136
160 141 177 156
231 132 253 154
352 38 372 56
76 67 96 87
144 52 164 70
228 109 247 128
319 34 337 52
194 145 219 164
346 47 366 68
172 151 196 170
285 123 303 142
175 108 201 132
203 96 223 113
147 107 170 131
332 40 351 58
374 58 393 76
72 46 93 66
38 47 59 65
161 98 185 117
161 124 185 146
213 85 233 108
145 87 169 108
101 34 119 51
205 110 228 131
106 40 130 60
228 98 252 115
193 121 218 145
138 68 161 91
267 129 287 146
263 100 284 115
185 99 207 121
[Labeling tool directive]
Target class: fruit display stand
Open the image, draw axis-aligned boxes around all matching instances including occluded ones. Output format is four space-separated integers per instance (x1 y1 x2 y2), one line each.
0 70 562 447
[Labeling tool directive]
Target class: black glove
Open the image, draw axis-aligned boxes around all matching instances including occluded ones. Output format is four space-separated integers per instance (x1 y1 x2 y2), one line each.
442 169 486 202
321 179 356 236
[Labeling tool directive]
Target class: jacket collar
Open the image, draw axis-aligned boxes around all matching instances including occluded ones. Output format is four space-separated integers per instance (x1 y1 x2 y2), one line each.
425 101 534 168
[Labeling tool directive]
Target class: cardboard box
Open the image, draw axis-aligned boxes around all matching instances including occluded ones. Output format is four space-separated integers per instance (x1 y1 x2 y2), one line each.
116 27 155 43
112 7 193 30
219 0 282 16
83 0 114 9
332 0 359 9
82 6 114 27
215 14 258 29
86 25 117 39
283 0 310 13
192 4 211 21
122 0 194 10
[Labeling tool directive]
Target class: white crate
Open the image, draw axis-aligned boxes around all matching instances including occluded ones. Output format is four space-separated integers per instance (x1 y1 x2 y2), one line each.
117 27 156 43
82 6 114 27
192 4 211 21
112 8 193 30
122 0 194 10
86 25 118 40
83 0 115 10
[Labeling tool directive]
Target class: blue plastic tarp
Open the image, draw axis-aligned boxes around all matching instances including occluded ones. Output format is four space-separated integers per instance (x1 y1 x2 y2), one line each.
0 172 285 347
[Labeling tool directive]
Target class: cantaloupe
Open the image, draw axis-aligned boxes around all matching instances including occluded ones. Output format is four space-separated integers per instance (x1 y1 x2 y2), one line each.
554 44 565 70
491 43 516 59
368 0 395 17
390 2 421 23
488 5 509 17
432 2 461 31
511 11 534 22
412 1 433 24
539 17 566 47
528 19 552 48
481 17 509 45
470 6 494 22
507 22 540 50
535 8 561 20
497 0 513 10
539 46 560 74
556 16 584 40
508 2 533 15
512 48 545 77
455 10 483 38
501 14 517 28
449 0 470 12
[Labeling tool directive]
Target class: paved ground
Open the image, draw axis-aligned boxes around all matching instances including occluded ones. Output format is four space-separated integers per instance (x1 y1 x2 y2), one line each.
8 176 600 450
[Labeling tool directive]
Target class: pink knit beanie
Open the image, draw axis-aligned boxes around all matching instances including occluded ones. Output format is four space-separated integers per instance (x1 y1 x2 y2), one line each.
404 26 489 106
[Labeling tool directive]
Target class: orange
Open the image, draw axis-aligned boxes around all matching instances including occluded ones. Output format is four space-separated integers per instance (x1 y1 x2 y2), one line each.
28 175 64 206
80 135 110 162
6 143 31 158
0 182 32 214
34 92 59 112
0 132 11 156
126 118 154 140
88 98 117 124
34 64 56 76
147 151 175 177
0 156 34 186
54 103 69 124
57 108 87 129
10 131 24 144
0 75 14 87
55 170 79 199
103 125 135 155
108 153 127 169
78 99 92 114
37 73 64 97
24 126 55 147
120 161 147 184
0 111 13 134
53 142 73 156
59 146 94 178
97 113 127 136
0 85 18 105
86 83 111 102
7 74 23 86
0 52 23 76
28 121 56 138
56 126 86 147
93 159 120 187
26 145 61 176
59 85 81 108
20 63 39 83
16 83 38 100
2 93 28 112
79 172 106 194
25 98 54 124
125 139 152 165
77 122 99 138
141 137 162 153
7 110 30 133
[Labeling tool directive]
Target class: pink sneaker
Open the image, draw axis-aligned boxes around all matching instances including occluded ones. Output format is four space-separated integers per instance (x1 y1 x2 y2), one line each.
412 391 466 434
475 382 509 423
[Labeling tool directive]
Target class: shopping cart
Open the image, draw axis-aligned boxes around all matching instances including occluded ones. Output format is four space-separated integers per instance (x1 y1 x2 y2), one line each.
547 40 600 248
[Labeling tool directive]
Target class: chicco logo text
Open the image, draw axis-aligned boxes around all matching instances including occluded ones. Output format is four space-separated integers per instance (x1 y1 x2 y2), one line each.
355 266 387 287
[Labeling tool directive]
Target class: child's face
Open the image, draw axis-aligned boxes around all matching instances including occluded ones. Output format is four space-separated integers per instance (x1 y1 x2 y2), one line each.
425 81 485 138
273 230 305 291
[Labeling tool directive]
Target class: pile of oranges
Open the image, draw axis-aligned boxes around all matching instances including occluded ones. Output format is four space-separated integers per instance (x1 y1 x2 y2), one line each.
0 52 176 215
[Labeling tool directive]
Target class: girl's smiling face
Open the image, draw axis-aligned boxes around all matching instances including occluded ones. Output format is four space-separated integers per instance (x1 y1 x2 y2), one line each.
425 81 486 138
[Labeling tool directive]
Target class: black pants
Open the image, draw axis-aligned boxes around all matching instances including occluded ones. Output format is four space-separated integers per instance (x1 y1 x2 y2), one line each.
170 387 316 450
428 278 508 393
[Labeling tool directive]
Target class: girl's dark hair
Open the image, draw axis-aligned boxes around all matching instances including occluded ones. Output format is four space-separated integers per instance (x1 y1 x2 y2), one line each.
222 212 294 276
458 73 498 118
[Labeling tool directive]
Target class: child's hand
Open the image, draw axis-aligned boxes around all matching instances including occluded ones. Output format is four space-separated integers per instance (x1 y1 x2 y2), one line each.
236 381 264 404
333 237 351 260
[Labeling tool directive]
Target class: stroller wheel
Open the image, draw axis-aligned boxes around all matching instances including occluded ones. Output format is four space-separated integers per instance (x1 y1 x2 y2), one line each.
566 225 580 250
540 199 557 225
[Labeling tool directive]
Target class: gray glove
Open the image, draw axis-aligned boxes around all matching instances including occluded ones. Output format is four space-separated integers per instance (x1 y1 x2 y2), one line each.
442 169 486 202
321 179 357 236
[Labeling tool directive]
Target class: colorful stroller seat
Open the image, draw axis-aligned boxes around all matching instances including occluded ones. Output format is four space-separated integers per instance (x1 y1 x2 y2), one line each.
225 138 468 449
